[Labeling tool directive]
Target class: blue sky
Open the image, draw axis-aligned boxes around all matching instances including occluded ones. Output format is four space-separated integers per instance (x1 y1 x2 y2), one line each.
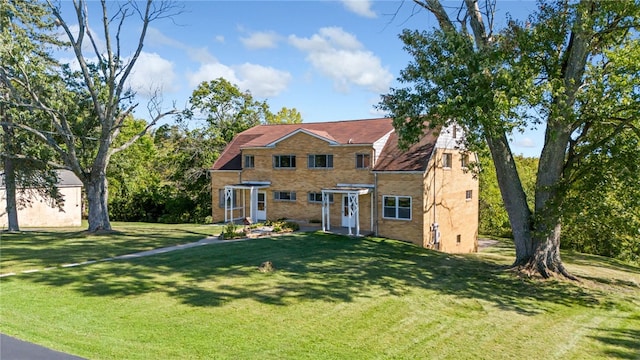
58 0 542 157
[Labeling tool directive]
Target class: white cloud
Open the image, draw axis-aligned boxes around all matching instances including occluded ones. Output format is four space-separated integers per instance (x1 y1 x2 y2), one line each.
128 52 177 97
289 27 392 93
515 137 536 148
235 63 291 97
214 35 225 43
240 31 280 50
187 62 291 98
147 27 217 63
187 63 240 88
341 0 377 18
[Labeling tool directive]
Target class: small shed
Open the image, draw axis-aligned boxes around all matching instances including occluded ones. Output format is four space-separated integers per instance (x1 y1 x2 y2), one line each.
0 170 83 228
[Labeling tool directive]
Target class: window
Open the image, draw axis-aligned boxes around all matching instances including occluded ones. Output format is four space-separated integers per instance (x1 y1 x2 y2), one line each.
356 153 371 169
456 234 462 244
461 154 469 168
244 155 255 168
466 190 473 200
382 196 412 220
443 153 452 168
452 126 457 139
218 189 240 208
308 154 333 168
273 155 296 168
308 192 334 203
274 191 296 201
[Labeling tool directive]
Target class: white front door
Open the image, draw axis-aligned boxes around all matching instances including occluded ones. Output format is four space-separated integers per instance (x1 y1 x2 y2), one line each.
257 191 267 221
341 194 356 227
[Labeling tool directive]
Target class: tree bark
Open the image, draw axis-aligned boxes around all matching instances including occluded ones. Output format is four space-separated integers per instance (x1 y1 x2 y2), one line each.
485 132 533 264
2 124 20 232
85 173 111 231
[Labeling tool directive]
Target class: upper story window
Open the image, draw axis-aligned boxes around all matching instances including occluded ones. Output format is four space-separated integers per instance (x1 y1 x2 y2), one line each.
461 154 469 168
274 191 296 201
273 155 296 169
466 190 473 200
356 153 371 169
382 195 412 220
452 126 457 139
308 154 333 169
244 155 255 168
443 153 453 169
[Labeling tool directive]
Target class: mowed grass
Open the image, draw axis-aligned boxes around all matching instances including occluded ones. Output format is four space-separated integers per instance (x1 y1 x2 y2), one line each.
0 222 222 274
1 227 639 359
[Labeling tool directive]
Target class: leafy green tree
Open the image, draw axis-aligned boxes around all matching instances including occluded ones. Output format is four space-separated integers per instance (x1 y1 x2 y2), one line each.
1 0 181 231
380 0 639 278
186 78 271 143
107 117 160 221
1 0 65 231
267 107 303 124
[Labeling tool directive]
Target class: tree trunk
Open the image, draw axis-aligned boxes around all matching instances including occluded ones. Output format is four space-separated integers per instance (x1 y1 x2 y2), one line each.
485 132 534 264
528 121 575 279
527 223 577 280
1 122 19 231
85 173 111 231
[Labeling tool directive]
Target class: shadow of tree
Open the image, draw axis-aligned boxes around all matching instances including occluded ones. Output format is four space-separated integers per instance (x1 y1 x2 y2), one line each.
0 227 215 273
589 327 640 359
20 232 610 316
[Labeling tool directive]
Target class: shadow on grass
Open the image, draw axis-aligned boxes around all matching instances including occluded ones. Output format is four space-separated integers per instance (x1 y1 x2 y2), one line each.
589 327 640 359
11 232 612 316
0 226 216 273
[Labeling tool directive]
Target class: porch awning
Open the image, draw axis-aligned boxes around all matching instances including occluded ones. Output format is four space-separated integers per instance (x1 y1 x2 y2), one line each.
320 185 373 236
321 186 371 195
226 182 271 190
223 183 270 222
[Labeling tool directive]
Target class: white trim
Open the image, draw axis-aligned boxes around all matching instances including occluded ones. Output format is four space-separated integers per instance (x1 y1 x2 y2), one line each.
371 170 424 174
242 181 271 186
266 128 339 147
382 195 412 221
337 183 375 188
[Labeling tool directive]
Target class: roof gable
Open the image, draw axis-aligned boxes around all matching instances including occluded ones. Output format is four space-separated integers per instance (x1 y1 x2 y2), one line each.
373 127 440 172
212 118 394 170
264 128 339 147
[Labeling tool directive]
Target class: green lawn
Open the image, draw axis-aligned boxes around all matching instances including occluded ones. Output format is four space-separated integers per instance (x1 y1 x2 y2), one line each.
0 222 222 274
1 226 638 359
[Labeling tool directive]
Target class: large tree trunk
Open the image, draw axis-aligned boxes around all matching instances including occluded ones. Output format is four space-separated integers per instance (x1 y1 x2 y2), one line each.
485 132 534 264
85 173 111 231
527 121 575 279
1 121 19 231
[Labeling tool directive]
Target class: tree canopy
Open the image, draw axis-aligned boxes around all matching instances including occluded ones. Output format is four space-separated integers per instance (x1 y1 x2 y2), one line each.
1 0 182 231
380 0 640 278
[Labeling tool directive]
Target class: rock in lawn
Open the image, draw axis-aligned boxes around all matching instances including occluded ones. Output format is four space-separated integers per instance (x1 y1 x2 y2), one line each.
258 261 275 273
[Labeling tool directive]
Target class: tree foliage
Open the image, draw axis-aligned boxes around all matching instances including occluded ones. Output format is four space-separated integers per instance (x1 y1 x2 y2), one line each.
381 0 640 278
1 0 182 232
267 107 303 124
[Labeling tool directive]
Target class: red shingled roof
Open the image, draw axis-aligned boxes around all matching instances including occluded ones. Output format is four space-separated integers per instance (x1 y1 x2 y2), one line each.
211 118 439 172
212 118 394 170
373 127 439 172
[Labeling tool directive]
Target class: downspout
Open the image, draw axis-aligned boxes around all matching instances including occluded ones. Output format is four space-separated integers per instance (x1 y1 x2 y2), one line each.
374 172 378 236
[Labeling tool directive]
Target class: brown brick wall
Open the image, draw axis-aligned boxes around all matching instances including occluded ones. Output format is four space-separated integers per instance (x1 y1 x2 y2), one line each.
427 149 479 253
211 132 478 254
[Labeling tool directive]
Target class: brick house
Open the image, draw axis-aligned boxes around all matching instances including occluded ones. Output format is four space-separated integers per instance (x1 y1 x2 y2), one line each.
210 118 478 253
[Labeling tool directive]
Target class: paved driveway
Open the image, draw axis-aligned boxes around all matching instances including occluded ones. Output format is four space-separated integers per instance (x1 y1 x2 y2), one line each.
1 334 85 360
